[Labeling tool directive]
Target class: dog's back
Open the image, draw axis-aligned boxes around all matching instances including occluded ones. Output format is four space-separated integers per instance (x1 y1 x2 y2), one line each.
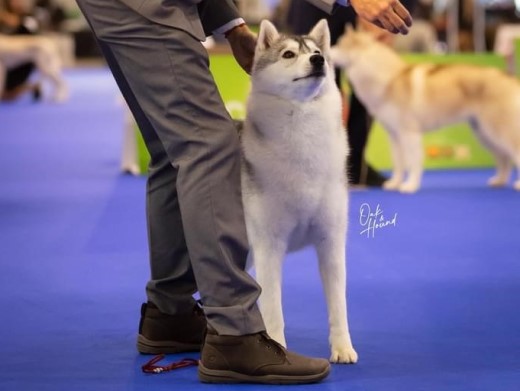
332 29 520 134
385 63 520 133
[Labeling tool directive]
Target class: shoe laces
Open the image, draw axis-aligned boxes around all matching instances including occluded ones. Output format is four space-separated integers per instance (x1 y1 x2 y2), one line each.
257 332 285 356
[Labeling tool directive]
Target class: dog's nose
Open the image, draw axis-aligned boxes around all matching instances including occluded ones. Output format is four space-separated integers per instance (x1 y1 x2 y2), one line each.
310 54 324 68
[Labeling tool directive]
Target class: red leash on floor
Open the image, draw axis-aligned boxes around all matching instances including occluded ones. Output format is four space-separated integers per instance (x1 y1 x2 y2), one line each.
141 354 199 374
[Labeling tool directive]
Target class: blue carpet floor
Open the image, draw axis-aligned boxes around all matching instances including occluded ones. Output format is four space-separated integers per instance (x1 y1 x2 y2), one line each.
0 68 519 391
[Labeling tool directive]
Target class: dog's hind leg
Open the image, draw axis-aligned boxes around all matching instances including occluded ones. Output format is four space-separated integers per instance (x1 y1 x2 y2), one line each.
315 204 357 364
470 118 512 187
488 151 512 187
34 43 68 102
399 130 423 193
512 153 520 191
252 239 288 347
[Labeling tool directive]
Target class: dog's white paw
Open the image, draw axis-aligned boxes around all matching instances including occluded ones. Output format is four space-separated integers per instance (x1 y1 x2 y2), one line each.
513 180 520 191
329 345 358 364
399 182 419 194
52 85 69 103
488 176 507 187
121 164 141 176
383 179 401 191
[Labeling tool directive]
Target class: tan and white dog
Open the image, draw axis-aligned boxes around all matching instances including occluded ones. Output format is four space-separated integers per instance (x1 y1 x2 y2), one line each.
332 27 520 193
241 19 357 363
0 34 68 102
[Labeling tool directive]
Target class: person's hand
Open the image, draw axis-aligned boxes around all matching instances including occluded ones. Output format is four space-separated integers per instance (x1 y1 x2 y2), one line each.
226 24 257 74
0 10 21 27
358 17 395 46
350 0 413 35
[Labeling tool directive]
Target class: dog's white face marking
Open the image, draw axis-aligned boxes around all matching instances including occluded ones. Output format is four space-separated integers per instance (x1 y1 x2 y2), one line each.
252 20 332 101
280 38 325 81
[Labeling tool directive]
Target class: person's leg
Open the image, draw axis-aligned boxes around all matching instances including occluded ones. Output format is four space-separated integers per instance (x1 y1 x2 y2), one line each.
77 3 331 384
346 92 387 186
144 134 198 316
346 92 370 183
0 63 5 97
139 128 208 352
100 54 206 354
94 32 198 315
77 0 264 336
2 62 40 101
88 29 207 354
4 62 34 91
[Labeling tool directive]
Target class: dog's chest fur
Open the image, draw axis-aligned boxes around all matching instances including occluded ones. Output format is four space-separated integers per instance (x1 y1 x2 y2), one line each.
241 85 347 249
243 89 345 186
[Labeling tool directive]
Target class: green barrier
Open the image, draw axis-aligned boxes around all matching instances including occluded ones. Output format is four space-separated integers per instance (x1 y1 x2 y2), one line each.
137 52 507 173
136 131 148 175
365 53 506 170
515 38 520 78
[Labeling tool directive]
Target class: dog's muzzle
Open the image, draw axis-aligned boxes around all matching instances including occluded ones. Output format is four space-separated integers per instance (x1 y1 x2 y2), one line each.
310 54 325 71
293 55 326 82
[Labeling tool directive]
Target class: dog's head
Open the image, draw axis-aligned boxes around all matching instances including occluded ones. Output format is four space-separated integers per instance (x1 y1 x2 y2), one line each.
251 19 332 101
330 26 376 69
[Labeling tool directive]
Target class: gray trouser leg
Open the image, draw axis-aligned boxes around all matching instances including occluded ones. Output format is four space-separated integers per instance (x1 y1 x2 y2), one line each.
77 0 264 335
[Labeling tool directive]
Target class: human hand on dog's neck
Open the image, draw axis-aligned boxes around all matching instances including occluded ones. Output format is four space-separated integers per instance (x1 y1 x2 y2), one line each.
226 24 257 75
358 17 395 46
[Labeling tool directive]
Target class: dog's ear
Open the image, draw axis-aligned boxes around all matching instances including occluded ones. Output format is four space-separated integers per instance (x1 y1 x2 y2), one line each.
308 19 331 53
257 20 280 51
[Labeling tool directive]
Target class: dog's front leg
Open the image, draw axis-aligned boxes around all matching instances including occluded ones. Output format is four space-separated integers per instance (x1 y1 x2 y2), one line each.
316 234 358 364
467 118 514 188
253 242 287 347
383 131 405 191
0 63 6 99
399 130 423 193
34 43 68 102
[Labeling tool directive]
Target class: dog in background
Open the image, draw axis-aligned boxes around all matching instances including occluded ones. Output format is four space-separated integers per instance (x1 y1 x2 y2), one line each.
0 34 68 102
332 27 520 193
241 19 357 364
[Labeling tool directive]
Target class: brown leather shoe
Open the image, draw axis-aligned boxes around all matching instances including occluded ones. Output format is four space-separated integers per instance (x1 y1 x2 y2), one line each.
198 328 330 384
137 302 206 354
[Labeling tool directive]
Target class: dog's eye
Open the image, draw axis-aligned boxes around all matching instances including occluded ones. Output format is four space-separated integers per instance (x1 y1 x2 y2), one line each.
282 51 296 59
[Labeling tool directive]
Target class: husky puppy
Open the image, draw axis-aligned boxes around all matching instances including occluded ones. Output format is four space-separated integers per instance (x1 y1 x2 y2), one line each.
332 27 520 193
0 34 68 102
241 19 357 364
